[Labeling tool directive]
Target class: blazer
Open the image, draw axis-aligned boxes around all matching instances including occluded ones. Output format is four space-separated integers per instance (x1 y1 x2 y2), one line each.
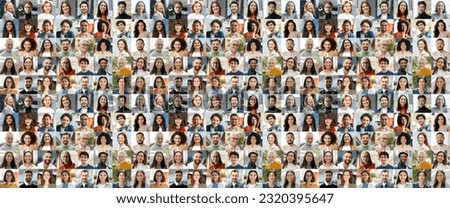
76 107 94 113
376 107 393 113
375 182 394 188
206 125 225 132
76 182 94 188
225 182 244 188
56 31 75 38
77 14 94 19
356 31 375 38
376 14 394 19
226 13 244 19
206 31 225 38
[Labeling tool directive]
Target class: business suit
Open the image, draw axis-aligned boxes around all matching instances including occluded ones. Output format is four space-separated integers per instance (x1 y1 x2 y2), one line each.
225 182 244 188
375 182 394 188
75 182 94 188
77 88 94 95
376 88 393 94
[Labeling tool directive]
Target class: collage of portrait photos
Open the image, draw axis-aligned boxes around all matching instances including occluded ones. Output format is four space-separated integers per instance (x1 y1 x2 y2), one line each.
0 0 450 189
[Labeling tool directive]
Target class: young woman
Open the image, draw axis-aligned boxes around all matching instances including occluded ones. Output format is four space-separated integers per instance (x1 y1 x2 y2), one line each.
394 132 413 151
432 57 449 76
416 38 431 57
300 151 317 169
94 132 113 151
169 57 187 75
38 1 55 20
338 94 355 114
302 20 317 37
302 114 317 131
263 170 280 188
132 151 150 170
131 1 148 19
19 131 38 151
396 1 409 20
433 76 450 94
319 116 337 134
283 20 301 38
432 151 449 170
152 114 167 131
359 170 374 188
413 171 430 188
338 39 356 57
358 151 375 169
56 95 74 114
150 59 167 75
394 170 412 188
95 170 112 188
300 170 318 188
2 20 16 38
187 1 204 20
338 133 357 150
416 132 432 151
247 1 260 19
169 151 187 168
38 94 55 114
58 57 75 76
244 39 263 57
134 20 151 38
433 20 450 38
97 0 109 19
319 151 337 168
339 170 355 188
394 39 413 57
169 38 188 57
116 132 132 151
432 1 449 19
266 39 281 57
188 39 206 57
19 151 37 169
133 113 151 131
19 38 39 57
150 151 167 169
433 170 449 188
56 1 73 19
266 133 281 151
356 1 373 19
245 170 262 188
39 76 54 95
355 95 374 114
94 39 113 57
39 170 56 188
208 151 225 170
188 94 205 114
189 170 205 188
152 2 166 20
0 59 17 75
58 151 75 170
205 1 223 19
337 1 354 19
207 170 224 188
133 170 148 188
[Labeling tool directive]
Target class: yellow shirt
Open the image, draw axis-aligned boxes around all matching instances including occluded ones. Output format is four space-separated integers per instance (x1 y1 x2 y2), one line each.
116 68 132 76
115 162 132 169
265 162 282 170
416 162 432 170
265 68 282 76
416 68 432 76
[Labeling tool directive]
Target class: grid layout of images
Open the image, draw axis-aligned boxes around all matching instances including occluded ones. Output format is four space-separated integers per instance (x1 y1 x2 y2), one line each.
0 0 450 188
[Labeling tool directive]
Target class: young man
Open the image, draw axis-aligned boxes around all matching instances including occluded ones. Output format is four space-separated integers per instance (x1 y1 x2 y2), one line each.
225 115 243 132
265 95 281 113
375 20 393 38
415 95 431 113
38 58 56 75
131 132 149 153
226 58 244 75
76 58 94 75
265 20 280 38
225 170 244 188
116 95 132 113
281 132 299 153
376 1 393 19
75 170 94 188
376 114 393 132
337 114 354 132
416 20 431 38
416 114 431 132
187 58 206 75
116 20 131 38
356 39 375 57
265 1 281 19
116 114 131 131
75 20 93 38
432 132 450 153
226 1 243 19
169 170 188 188
337 151 356 169
206 39 225 58
319 170 338 188
77 1 94 19
337 58 356 75
376 95 393 113
187 151 206 169
266 114 281 132
432 38 450 61
225 20 243 38
376 151 394 169
77 76 94 94
226 95 243 113
416 1 432 19
116 1 132 19
76 151 95 169
225 151 244 169
376 58 394 75
375 170 394 188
